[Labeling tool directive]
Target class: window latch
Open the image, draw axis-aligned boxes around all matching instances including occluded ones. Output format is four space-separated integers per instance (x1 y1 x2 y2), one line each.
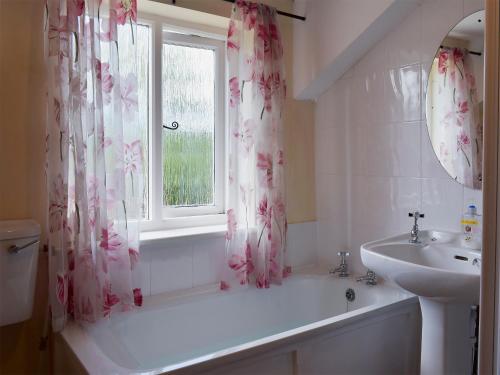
163 121 179 131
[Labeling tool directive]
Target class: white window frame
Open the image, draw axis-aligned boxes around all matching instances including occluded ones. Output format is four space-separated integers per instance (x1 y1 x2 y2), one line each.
139 16 227 232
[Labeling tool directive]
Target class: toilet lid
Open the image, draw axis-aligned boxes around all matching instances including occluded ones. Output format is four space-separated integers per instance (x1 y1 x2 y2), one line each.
0 220 40 241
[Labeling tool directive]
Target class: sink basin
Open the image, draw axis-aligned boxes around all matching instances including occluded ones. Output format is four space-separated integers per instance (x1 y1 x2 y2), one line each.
361 230 481 374
361 230 481 303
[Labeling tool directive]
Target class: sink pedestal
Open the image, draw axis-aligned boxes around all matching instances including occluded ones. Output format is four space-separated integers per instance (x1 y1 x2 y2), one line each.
420 298 473 375
360 230 481 375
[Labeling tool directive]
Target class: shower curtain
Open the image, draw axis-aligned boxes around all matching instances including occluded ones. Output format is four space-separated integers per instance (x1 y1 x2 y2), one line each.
427 47 482 188
46 0 144 330
221 0 289 290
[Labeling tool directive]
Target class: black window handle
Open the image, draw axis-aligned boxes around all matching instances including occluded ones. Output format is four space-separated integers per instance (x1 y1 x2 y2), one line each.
163 121 179 130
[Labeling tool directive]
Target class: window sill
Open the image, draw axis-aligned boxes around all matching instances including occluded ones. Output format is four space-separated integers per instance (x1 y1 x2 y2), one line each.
140 224 226 247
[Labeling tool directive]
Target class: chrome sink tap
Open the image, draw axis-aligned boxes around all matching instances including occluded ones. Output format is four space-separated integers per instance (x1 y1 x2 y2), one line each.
356 270 377 286
329 251 350 277
409 211 425 244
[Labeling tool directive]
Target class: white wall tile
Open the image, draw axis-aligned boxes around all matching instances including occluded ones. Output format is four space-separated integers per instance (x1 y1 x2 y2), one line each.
314 96 348 271
463 187 483 214
316 79 350 130
315 90 334 130
139 248 152 297
463 0 484 16
351 122 421 178
421 0 464 62
385 64 421 123
192 236 225 287
315 173 346 221
142 221 319 295
150 242 193 295
420 121 452 179
339 67 355 81
315 125 346 175
316 218 349 268
421 178 464 232
363 122 421 177
287 222 317 268
348 176 421 272
351 71 386 127
394 177 423 234
421 61 432 124
349 125 366 176
350 176 406 272
354 37 387 76
351 177 420 239
386 5 422 68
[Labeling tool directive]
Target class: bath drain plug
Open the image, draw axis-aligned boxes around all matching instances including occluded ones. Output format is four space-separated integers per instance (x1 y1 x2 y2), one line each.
345 288 355 302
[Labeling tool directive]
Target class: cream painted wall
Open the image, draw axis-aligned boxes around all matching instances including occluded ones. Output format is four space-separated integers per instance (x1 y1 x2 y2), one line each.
0 0 46 224
0 1 49 373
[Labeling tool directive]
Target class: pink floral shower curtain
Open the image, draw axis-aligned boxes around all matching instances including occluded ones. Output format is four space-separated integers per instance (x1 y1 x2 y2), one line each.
221 0 289 290
427 47 482 188
46 0 143 330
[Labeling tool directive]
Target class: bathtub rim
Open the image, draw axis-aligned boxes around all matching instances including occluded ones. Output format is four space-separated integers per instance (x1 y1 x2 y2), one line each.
58 276 419 374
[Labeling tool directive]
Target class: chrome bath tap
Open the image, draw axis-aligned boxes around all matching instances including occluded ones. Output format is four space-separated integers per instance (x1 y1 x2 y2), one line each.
329 251 350 277
409 211 425 243
356 270 377 286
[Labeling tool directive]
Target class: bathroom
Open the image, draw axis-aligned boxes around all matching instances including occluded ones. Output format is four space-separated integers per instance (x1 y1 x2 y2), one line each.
0 0 499 374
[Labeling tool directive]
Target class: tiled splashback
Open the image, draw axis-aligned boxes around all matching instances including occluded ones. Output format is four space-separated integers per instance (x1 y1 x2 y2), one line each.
315 0 484 273
140 222 317 296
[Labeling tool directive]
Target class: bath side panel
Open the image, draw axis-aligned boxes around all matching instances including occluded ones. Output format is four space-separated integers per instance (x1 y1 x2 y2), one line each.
183 302 421 375
297 307 422 375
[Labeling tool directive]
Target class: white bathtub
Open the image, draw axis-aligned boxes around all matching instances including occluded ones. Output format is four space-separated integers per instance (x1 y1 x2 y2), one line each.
56 270 421 374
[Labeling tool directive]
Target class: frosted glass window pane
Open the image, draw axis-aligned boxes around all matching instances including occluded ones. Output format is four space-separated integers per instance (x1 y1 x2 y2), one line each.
162 43 215 207
117 23 150 219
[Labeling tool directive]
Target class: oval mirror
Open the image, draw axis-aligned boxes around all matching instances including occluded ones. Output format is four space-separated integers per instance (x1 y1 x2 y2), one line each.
425 10 484 190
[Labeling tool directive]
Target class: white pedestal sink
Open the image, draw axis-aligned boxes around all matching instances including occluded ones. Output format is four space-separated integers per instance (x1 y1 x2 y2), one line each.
361 230 481 375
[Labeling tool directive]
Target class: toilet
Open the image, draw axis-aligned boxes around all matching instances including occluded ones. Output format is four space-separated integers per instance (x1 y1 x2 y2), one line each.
0 220 40 326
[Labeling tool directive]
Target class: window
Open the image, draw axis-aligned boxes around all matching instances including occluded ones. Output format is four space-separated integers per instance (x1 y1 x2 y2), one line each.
137 19 226 231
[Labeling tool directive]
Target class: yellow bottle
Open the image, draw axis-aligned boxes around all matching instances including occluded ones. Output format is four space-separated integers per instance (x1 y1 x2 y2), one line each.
461 205 481 250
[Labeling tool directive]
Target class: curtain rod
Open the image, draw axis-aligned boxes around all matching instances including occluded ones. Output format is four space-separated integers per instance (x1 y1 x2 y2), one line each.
222 0 306 21
170 0 306 21
440 45 482 56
